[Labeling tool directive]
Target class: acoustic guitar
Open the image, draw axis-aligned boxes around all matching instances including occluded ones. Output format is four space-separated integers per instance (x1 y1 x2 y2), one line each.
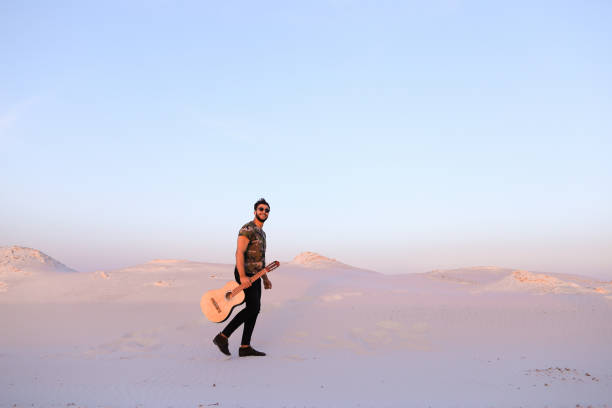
201 261 280 323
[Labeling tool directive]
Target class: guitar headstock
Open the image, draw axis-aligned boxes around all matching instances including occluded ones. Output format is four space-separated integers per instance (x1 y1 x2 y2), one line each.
265 261 280 272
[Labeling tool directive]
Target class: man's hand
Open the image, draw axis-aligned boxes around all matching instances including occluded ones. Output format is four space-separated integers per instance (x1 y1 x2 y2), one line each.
263 277 272 290
240 275 252 288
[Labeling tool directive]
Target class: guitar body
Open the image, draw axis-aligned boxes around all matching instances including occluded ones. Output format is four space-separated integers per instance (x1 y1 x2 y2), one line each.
201 280 246 323
201 261 280 323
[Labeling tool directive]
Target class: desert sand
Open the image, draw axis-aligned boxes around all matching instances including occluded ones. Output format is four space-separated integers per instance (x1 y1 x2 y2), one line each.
1 246 611 407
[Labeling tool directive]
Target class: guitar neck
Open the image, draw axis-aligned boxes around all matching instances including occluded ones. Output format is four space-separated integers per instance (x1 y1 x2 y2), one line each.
230 261 280 297
250 262 278 282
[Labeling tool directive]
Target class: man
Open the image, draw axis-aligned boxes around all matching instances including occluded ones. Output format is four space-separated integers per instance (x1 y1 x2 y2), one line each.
213 198 272 357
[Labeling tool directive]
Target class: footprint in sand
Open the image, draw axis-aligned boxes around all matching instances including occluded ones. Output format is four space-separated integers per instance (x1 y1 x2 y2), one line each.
525 367 601 383
283 354 308 361
321 291 362 302
283 330 309 344
348 320 431 352
95 271 111 280
85 330 162 357
146 280 173 288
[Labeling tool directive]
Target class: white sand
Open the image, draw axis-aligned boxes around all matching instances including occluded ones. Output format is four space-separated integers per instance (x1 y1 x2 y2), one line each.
1 247 611 407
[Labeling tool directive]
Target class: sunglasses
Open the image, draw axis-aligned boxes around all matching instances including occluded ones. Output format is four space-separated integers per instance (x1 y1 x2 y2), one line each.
257 207 270 213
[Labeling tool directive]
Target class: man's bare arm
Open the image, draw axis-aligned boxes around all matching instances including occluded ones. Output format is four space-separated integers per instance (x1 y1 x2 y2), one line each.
262 259 272 289
236 235 251 287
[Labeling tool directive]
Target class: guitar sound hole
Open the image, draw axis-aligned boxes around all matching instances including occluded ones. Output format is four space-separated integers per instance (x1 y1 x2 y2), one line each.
225 291 232 300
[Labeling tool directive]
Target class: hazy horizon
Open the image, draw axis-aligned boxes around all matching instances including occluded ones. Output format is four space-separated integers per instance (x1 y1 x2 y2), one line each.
3 244 611 281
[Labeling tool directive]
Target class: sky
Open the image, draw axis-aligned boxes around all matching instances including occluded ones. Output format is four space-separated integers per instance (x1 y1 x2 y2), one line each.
1 1 611 277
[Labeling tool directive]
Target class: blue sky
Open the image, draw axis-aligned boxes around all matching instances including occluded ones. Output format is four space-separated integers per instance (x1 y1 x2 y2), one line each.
1 1 611 277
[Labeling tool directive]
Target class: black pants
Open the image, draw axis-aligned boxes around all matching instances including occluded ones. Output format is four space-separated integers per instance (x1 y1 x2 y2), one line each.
221 268 261 346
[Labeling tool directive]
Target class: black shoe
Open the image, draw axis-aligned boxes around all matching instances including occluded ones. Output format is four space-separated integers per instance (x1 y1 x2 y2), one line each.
213 334 231 356
239 346 266 357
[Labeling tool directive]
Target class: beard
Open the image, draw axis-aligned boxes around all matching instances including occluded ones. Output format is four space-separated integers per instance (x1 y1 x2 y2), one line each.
256 214 268 223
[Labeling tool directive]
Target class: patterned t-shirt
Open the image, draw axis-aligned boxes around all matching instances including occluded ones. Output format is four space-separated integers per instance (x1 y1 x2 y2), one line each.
238 221 266 276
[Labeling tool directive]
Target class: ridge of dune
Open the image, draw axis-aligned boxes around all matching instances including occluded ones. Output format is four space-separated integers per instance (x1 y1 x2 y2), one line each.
147 259 191 264
426 266 611 296
481 269 611 295
426 266 514 285
112 259 232 276
0 246 76 274
287 251 354 269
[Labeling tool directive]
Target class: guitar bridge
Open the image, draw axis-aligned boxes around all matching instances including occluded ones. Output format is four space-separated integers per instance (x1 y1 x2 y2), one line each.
211 298 221 313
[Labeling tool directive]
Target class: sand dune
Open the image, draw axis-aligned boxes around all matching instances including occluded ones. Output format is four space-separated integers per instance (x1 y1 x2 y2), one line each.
1 249 611 407
289 251 356 269
0 246 76 274
426 266 612 297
